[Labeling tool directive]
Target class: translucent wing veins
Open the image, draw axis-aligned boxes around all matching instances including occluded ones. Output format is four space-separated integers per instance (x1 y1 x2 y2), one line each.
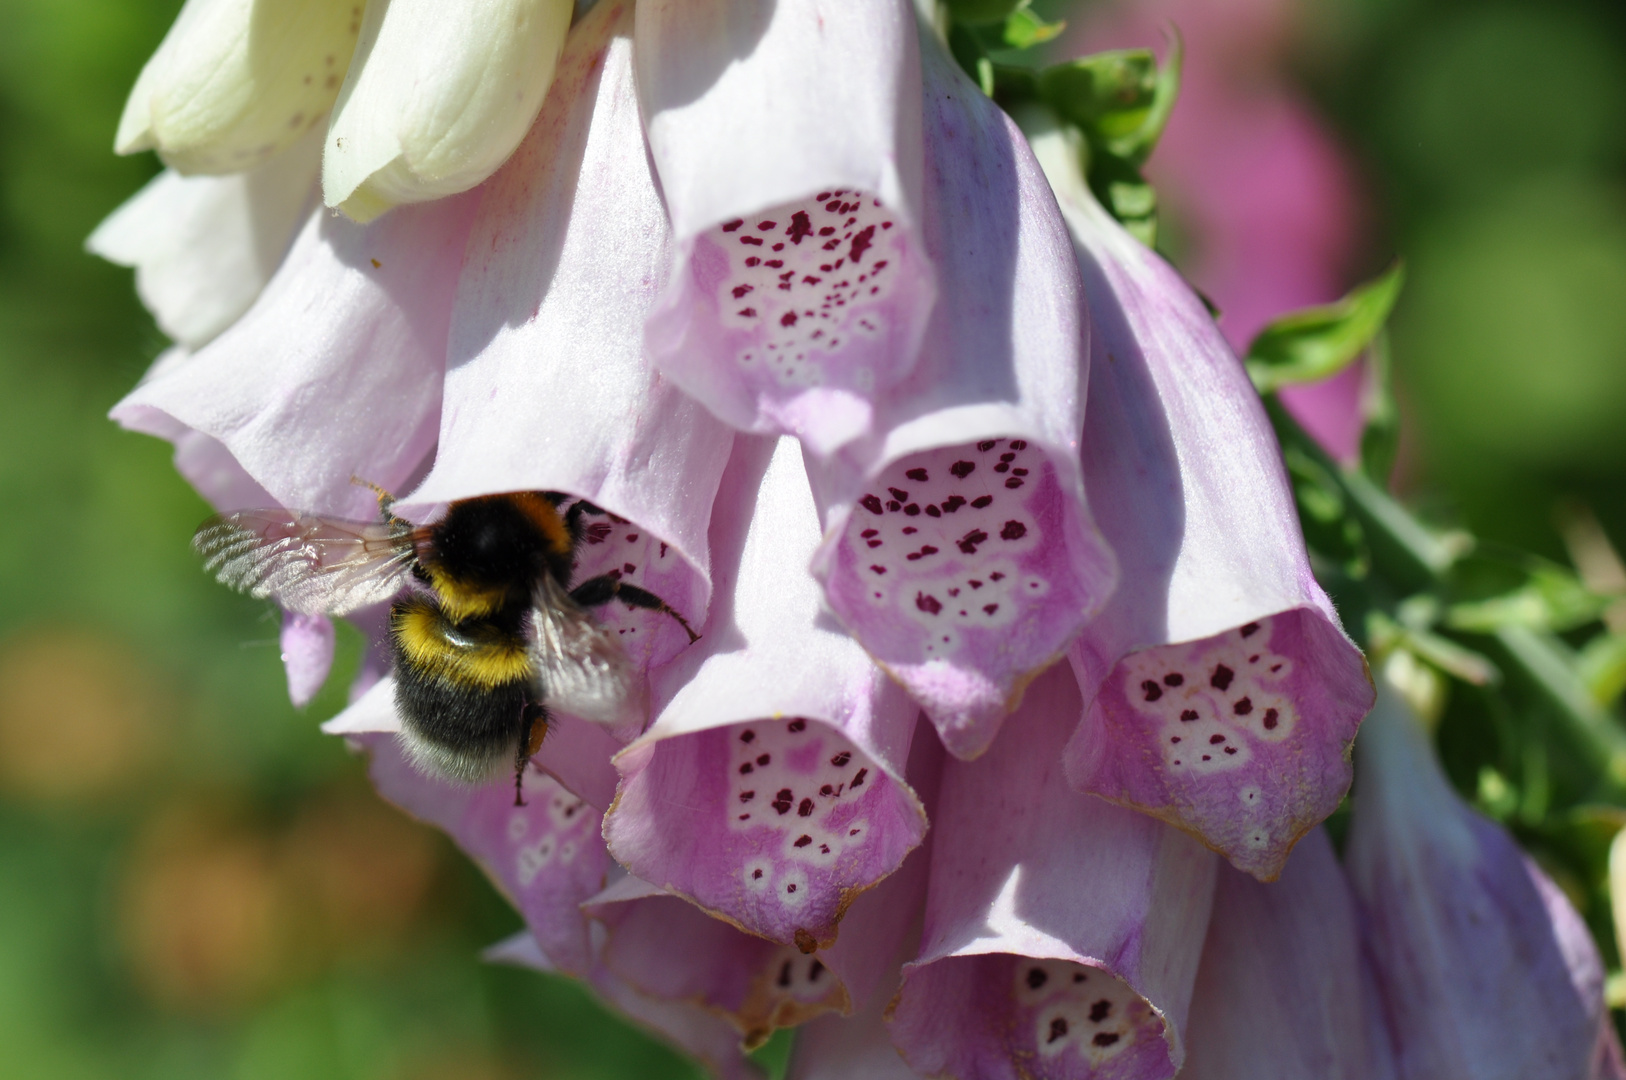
194 509 417 616
528 574 637 724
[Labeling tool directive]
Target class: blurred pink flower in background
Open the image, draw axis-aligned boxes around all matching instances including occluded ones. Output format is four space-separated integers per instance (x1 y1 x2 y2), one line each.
1068 0 1368 462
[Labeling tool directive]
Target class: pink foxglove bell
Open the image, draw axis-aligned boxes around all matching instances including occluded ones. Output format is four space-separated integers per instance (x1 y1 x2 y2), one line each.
95 1 1607 1077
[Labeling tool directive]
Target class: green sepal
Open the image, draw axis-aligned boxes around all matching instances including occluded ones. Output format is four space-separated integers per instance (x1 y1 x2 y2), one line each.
1245 262 1405 395
1037 49 1158 139
1002 7 1065 48
1446 564 1614 635
1369 610 1501 687
945 0 1031 25
1359 331 1400 485
947 24 997 96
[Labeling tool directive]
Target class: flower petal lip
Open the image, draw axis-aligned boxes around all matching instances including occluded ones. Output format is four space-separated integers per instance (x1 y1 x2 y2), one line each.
889 662 1216 1080
361 732 611 975
280 611 335 708
394 0 728 682
807 38 1115 761
1348 683 1610 1080
116 0 363 174
111 189 481 522
322 0 573 222
1180 828 1397 1080
1020 110 1372 880
604 436 927 951
638 0 935 454
585 872 850 1050
87 124 322 349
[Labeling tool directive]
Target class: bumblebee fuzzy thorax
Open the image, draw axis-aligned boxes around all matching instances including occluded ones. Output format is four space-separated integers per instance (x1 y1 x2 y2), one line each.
418 493 574 620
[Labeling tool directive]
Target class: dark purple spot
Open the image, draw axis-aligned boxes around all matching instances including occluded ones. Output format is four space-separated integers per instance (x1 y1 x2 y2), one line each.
732 284 753 298
1089 1000 1112 1022
869 564 886 574
740 729 755 743
1027 968 1048 990
778 960 793 986
978 440 998 451
888 487 909 501
1093 1033 1120 1048
916 593 942 615
971 495 993 509
983 603 999 615
1010 439 1027 450
798 798 814 817
1005 478 1024 489
1233 697 1253 716
1142 680 1163 702
926 505 941 517
851 768 867 788
958 529 988 554
721 219 743 232
994 462 1009 474
1164 673 1184 687
780 311 798 327
904 504 921 516
950 460 976 479
1171 736 1181 744
757 220 776 231
786 884 797 893
1225 746 1238 755
739 790 755 802
744 256 760 267
849 224 876 262
942 495 967 512
905 468 928 482
886 500 902 512
809 960 825 981
1263 708 1280 730
1000 520 1027 541
740 235 763 246
1000 452 1016 462
753 868 763 879
831 752 851 767
794 834 812 847
1047 1018 1068 1043
1181 709 1199 722
787 210 812 243
1211 665 1235 691
788 719 806 733
739 762 754 775
860 494 883 514
1210 734 1226 745
819 784 833 796
1240 622 1261 637
861 528 878 538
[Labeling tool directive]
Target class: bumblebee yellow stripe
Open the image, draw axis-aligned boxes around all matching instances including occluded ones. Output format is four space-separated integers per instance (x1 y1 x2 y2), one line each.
392 598 531 689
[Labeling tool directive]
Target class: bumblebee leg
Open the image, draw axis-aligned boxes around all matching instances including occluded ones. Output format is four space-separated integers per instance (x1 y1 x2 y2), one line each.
349 475 397 518
514 702 551 808
563 498 606 540
570 575 700 643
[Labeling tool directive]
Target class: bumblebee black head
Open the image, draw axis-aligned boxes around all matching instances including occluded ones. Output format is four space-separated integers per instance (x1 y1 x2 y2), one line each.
420 493 574 620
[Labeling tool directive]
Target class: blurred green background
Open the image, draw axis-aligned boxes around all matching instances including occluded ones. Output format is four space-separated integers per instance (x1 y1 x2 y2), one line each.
0 0 1622 1076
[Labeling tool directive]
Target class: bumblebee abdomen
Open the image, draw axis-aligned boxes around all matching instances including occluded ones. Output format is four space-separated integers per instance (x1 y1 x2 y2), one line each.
389 597 532 782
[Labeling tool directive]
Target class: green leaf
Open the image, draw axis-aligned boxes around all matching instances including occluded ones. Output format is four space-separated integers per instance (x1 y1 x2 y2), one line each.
1003 8 1065 48
947 24 996 96
1246 262 1406 395
1446 565 1612 634
1369 610 1501 686
1359 331 1400 485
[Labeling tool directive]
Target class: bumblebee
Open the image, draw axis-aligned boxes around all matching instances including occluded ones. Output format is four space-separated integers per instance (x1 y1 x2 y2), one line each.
194 489 697 801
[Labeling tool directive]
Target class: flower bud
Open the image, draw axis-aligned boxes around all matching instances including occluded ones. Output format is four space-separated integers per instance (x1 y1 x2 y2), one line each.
323 0 573 222
116 0 363 174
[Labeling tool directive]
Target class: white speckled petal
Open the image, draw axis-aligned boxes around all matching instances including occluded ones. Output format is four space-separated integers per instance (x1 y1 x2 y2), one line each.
1347 685 1615 1080
585 872 848 1050
807 39 1114 761
111 190 480 520
1019 115 1372 880
87 124 321 348
322 0 572 222
395 0 728 681
604 437 926 950
1180 828 1397 1080
638 0 932 454
116 0 362 174
889 662 1215 1080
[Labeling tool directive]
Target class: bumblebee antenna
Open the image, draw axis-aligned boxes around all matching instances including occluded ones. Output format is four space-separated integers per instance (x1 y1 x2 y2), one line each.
349 475 396 515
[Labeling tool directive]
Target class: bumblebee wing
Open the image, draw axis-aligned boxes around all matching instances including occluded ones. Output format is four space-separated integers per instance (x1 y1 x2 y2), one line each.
527 575 637 724
193 509 416 616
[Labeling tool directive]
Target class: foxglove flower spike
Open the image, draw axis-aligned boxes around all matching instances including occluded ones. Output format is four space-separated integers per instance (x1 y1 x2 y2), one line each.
890 662 1216 1080
604 436 927 949
1021 111 1372 879
807 38 1116 761
638 0 934 455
